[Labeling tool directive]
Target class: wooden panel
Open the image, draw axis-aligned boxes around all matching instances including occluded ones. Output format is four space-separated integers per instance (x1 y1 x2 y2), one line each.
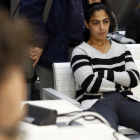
57 80 76 86
131 54 140 60
129 49 140 53
132 88 140 94
127 45 140 60
135 60 140 64
56 68 73 74
126 44 140 48
57 85 76 92
57 91 76 99
135 84 140 89
137 66 140 71
119 31 125 35
56 74 75 81
134 94 140 99
54 63 70 68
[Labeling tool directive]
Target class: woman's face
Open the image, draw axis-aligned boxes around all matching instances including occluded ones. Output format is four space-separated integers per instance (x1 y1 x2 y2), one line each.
85 9 110 41
89 0 101 5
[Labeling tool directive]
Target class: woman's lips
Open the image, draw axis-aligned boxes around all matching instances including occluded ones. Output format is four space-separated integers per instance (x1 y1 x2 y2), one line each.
99 32 105 35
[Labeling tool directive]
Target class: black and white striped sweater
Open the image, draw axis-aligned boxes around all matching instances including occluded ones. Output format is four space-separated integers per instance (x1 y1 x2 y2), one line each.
71 41 140 107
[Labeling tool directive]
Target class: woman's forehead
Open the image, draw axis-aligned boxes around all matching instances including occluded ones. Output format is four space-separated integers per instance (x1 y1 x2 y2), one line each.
90 10 109 21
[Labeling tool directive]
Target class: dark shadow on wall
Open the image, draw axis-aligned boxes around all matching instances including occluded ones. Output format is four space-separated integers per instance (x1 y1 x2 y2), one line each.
107 0 140 30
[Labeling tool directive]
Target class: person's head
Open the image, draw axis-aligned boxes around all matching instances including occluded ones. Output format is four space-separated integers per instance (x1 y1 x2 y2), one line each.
89 0 101 5
84 3 115 42
0 11 32 139
89 0 110 8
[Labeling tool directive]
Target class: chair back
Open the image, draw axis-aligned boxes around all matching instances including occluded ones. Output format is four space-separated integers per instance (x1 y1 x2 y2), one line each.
119 31 125 35
126 44 140 60
53 63 76 99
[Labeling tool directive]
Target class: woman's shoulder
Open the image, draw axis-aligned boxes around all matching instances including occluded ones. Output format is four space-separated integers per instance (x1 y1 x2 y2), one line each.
71 41 93 59
75 41 87 48
72 42 88 53
111 40 127 51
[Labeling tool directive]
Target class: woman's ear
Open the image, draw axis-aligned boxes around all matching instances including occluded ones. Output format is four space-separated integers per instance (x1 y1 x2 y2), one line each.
84 20 89 29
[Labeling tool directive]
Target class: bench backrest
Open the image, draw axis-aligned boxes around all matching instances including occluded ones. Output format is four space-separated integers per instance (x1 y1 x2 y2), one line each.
126 44 140 60
119 31 125 36
53 44 140 99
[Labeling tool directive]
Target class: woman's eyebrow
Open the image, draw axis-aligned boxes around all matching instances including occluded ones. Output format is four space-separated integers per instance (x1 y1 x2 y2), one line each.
92 20 99 22
92 18 109 22
103 18 109 21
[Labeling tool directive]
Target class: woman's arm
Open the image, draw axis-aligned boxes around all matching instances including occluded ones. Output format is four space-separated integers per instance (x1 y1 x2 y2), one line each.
112 47 139 88
71 48 121 93
97 47 140 88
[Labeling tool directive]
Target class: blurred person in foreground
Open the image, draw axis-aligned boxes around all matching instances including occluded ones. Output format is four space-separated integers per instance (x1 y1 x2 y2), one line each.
0 11 32 140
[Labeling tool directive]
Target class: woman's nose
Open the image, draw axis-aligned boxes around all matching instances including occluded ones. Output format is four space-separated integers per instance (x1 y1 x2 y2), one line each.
100 22 104 30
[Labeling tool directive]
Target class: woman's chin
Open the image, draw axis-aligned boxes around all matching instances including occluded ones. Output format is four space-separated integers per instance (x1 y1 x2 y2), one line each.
96 36 107 41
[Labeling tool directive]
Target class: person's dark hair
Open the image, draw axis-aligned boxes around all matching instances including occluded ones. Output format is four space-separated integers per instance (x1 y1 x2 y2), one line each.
101 0 110 9
84 3 115 42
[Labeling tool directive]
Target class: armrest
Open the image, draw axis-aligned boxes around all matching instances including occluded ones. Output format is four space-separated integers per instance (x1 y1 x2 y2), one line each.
118 125 138 135
42 88 80 108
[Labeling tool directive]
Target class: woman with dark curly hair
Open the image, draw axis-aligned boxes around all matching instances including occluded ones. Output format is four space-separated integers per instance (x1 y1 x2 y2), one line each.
88 0 135 44
71 3 140 132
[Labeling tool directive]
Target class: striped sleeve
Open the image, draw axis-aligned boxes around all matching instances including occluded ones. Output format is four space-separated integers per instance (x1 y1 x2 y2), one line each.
109 46 140 88
71 47 118 93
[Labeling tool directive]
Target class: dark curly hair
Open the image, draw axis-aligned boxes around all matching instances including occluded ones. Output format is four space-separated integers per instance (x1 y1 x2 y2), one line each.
84 3 116 42
101 0 110 9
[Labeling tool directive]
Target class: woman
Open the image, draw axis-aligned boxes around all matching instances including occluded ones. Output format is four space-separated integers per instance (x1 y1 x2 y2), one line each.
125 5 140 43
71 3 140 132
88 0 118 32
88 0 135 44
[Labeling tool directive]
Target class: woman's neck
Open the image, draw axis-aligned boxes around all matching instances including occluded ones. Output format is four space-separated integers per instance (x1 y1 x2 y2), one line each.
87 37 111 53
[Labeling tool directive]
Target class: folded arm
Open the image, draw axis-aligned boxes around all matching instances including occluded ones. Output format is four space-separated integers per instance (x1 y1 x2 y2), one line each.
96 47 140 88
71 48 121 94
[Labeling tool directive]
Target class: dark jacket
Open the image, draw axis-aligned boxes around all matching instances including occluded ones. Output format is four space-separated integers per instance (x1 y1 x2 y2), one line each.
125 8 140 43
19 0 89 69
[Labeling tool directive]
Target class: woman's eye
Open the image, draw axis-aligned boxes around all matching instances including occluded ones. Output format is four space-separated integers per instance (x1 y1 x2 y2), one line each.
104 21 109 24
93 22 98 25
